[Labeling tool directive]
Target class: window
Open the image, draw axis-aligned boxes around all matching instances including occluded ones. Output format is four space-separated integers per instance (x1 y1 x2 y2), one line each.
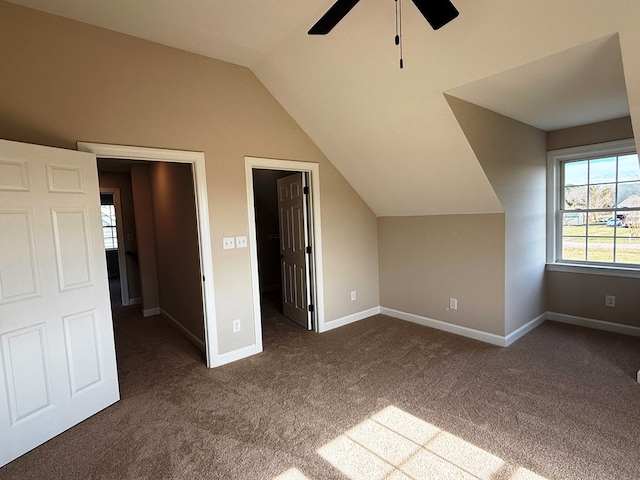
548 139 640 268
101 204 118 250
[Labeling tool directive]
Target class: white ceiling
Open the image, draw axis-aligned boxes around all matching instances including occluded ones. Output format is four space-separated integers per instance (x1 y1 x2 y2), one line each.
447 35 629 132
7 0 639 216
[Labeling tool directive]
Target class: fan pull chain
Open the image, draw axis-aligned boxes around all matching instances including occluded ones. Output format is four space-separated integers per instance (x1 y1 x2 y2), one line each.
395 0 404 68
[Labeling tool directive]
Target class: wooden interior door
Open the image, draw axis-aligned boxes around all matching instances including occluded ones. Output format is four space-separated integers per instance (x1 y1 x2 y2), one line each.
0 139 120 467
277 173 312 330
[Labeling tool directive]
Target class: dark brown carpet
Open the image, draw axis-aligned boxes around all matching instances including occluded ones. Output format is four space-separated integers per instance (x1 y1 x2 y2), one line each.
2 301 640 479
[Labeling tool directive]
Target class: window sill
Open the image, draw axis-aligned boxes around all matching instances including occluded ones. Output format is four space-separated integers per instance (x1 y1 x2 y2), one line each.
546 262 640 279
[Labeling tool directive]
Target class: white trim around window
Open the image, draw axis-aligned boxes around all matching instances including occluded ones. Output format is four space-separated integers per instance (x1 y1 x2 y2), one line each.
547 138 640 275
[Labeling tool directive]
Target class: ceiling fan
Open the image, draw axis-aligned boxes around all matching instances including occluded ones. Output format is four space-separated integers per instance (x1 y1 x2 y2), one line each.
308 0 459 35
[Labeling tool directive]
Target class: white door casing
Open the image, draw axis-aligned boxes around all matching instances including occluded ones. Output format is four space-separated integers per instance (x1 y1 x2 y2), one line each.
277 173 313 330
245 156 326 352
0 140 120 467
76 143 222 366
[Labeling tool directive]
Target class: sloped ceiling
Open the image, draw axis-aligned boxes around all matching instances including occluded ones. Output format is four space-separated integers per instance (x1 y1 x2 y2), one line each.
7 0 640 216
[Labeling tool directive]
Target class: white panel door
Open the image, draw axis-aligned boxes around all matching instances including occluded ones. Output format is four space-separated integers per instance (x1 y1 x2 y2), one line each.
0 140 119 467
277 173 312 330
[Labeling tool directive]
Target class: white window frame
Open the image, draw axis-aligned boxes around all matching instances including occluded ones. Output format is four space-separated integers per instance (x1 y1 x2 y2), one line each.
547 138 640 277
101 203 118 250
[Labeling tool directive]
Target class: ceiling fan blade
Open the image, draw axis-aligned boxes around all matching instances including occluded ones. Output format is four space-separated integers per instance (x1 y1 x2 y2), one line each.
411 0 459 30
308 0 361 35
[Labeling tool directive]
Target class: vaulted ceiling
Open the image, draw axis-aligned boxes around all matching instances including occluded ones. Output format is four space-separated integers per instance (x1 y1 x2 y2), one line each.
7 0 640 215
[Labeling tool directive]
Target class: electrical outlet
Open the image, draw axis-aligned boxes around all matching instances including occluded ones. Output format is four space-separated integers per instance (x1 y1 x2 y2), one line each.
233 319 241 332
351 290 357 301
605 295 616 308
223 237 235 250
236 236 247 248
449 298 458 310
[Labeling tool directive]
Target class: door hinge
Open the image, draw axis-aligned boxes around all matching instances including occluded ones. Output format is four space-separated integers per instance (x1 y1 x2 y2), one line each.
303 186 309 195
309 304 314 312
306 246 312 254
202 275 205 282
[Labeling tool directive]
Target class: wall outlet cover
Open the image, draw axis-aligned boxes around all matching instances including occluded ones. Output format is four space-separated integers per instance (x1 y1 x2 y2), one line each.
449 298 458 310
223 237 235 249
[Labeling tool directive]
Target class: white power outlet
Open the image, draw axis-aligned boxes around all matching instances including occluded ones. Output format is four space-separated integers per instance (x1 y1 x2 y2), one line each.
236 236 247 248
232 319 241 332
449 298 458 310
605 295 616 307
351 290 357 301
223 237 235 250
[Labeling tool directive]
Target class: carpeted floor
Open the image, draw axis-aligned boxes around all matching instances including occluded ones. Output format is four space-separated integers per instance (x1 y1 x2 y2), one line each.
2 298 640 479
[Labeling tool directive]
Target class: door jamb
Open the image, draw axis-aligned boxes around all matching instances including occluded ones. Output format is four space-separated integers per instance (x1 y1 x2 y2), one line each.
78 142 220 367
99 187 130 306
244 156 326 346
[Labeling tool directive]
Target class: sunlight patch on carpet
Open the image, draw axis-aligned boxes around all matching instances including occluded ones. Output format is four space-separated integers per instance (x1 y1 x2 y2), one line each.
273 467 311 480
315 406 549 480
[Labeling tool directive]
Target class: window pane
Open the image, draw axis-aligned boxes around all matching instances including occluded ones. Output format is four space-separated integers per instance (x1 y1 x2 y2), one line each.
589 156 616 184
590 215 614 237
562 212 586 234
564 160 587 186
587 237 613 263
616 237 640 264
562 237 585 261
588 184 615 209
589 212 611 225
564 185 587 209
617 182 640 206
618 154 640 182
101 204 118 250
625 212 640 229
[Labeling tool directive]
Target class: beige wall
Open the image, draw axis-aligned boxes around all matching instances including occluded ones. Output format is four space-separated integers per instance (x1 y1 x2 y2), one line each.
547 116 634 151
130 164 160 312
150 162 204 342
547 272 640 327
446 96 548 335
378 214 506 336
98 171 142 300
546 117 638 325
0 1 379 357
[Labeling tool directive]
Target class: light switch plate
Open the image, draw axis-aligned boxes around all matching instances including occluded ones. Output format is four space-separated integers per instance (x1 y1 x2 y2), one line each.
223 237 235 249
236 236 247 248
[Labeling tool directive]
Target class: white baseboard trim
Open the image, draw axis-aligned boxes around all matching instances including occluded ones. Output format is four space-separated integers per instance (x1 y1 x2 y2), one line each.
547 312 640 338
129 297 142 305
160 308 206 352
320 307 381 333
142 307 160 317
213 344 263 367
504 312 547 346
380 307 507 346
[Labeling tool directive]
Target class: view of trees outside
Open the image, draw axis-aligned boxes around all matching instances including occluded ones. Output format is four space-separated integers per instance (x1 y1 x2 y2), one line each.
561 154 640 264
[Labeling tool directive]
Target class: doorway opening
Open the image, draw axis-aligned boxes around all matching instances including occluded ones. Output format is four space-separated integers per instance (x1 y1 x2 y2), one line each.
245 157 326 352
79 143 220 367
